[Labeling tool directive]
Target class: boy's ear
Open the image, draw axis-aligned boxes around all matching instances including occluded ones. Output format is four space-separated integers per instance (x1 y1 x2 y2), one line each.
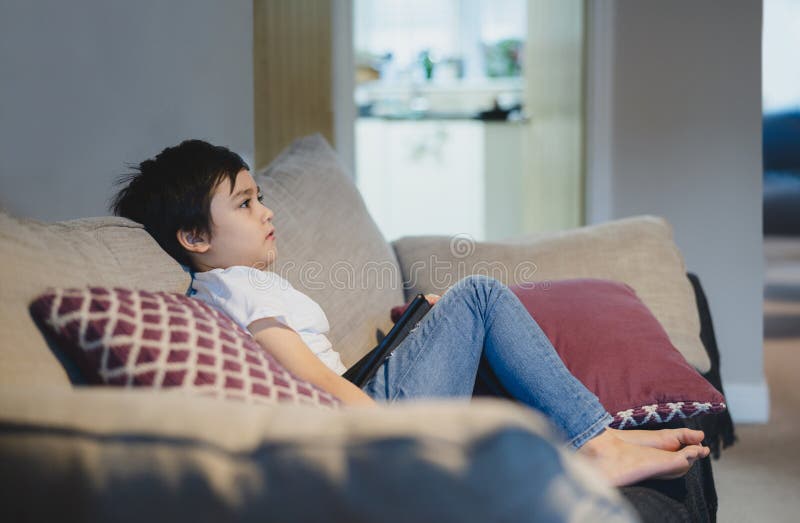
176 229 210 253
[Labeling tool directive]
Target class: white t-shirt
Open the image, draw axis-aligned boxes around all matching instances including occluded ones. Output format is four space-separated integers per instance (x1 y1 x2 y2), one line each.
190 266 347 375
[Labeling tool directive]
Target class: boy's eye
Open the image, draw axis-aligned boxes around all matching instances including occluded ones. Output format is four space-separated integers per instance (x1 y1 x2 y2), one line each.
239 190 263 209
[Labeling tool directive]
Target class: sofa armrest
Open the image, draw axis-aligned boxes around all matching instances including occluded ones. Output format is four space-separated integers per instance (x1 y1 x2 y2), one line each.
392 215 710 372
687 273 737 458
0 387 634 522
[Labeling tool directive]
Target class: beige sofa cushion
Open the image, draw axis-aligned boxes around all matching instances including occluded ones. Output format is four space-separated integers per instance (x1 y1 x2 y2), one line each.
0 212 190 387
0 387 635 522
254 135 405 367
392 215 710 372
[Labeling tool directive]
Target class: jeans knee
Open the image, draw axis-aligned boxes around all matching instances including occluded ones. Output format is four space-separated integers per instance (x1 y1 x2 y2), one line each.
459 274 502 292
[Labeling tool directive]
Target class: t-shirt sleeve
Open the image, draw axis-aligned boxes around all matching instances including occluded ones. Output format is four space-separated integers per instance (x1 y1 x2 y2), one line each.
202 268 293 333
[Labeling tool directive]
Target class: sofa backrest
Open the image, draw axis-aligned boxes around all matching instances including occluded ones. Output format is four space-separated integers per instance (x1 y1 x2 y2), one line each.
392 215 710 372
0 212 190 387
254 135 405 367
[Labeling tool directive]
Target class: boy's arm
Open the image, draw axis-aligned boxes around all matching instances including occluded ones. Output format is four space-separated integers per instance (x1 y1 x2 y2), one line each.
248 317 377 407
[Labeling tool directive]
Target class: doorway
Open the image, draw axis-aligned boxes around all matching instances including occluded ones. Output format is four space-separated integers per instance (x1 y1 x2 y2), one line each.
350 0 586 242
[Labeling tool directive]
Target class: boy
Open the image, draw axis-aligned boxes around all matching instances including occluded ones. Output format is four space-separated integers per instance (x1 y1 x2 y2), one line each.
112 139 375 406
112 139 710 486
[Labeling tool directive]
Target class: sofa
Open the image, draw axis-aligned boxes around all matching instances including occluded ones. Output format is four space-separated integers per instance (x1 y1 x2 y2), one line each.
0 135 734 522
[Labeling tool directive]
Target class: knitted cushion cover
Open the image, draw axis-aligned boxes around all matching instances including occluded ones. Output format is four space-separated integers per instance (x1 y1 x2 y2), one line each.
30 286 340 409
392 278 725 429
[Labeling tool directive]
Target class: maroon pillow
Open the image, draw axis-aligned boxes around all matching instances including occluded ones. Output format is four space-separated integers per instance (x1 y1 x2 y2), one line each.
30 286 340 409
392 279 725 428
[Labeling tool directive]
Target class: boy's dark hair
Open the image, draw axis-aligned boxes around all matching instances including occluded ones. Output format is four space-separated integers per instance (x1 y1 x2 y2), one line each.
110 139 249 268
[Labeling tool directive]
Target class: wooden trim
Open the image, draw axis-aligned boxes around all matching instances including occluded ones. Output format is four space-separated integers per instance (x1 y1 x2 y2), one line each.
584 0 616 224
522 0 586 232
253 0 333 169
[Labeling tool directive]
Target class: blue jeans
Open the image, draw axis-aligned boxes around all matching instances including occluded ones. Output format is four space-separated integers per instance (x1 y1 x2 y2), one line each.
363 275 612 449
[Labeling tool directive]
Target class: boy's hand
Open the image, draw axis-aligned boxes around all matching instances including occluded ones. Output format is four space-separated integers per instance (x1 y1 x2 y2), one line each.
424 293 441 305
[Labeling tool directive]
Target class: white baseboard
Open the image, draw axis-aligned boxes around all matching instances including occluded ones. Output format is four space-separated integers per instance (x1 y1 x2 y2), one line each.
724 382 770 424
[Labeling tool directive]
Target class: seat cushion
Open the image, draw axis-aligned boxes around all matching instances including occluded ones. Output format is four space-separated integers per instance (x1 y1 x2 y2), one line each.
0 388 637 522
0 212 190 387
253 135 405 366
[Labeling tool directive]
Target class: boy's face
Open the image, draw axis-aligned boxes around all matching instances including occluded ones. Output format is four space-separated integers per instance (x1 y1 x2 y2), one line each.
185 170 277 271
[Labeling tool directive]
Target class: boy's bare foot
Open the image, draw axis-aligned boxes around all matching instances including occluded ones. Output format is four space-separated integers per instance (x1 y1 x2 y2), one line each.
577 429 710 487
607 427 705 451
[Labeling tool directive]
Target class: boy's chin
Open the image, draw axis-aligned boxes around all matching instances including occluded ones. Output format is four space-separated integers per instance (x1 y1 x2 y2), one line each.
257 253 277 270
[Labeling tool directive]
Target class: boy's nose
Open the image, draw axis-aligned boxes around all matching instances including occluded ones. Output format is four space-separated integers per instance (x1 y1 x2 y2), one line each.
261 205 274 223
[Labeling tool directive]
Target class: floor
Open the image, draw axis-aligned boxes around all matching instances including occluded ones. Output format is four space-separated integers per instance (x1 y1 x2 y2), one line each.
714 237 800 522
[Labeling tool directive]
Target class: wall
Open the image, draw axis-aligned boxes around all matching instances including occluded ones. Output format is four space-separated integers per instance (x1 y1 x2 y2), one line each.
586 0 767 422
0 0 253 221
